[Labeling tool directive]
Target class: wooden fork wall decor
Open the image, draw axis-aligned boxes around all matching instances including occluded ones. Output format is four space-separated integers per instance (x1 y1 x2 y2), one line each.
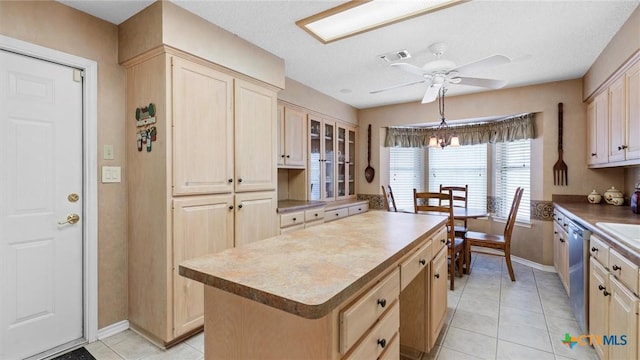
553 102 568 185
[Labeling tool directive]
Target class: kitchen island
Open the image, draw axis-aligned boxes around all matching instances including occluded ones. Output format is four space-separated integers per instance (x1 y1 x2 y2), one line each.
180 211 448 359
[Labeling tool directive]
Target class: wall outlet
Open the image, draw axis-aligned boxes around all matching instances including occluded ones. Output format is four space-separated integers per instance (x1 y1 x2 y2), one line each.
102 166 121 183
103 145 114 160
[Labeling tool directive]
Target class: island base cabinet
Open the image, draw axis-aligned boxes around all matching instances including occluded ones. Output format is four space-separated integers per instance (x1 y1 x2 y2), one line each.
399 245 447 354
203 286 336 360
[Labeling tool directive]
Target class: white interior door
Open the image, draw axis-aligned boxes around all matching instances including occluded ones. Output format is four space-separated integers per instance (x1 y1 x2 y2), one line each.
0 50 84 359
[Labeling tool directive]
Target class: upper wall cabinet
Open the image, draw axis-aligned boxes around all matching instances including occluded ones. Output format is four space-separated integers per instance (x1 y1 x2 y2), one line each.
234 79 278 192
173 58 234 195
277 103 307 169
587 59 640 168
587 91 609 166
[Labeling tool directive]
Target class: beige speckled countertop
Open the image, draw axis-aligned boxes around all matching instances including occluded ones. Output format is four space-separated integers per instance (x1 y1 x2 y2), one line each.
553 200 640 264
179 211 446 319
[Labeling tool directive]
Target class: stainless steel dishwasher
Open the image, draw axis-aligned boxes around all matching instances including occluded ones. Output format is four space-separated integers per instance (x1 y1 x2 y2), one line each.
568 219 590 334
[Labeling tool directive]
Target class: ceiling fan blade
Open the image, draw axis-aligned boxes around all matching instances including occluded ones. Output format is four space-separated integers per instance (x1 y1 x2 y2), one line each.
457 77 507 89
421 83 442 104
391 62 429 77
370 79 427 94
453 54 511 76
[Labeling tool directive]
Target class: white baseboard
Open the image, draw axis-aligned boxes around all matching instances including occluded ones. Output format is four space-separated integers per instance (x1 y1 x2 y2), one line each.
471 246 556 273
97 320 129 340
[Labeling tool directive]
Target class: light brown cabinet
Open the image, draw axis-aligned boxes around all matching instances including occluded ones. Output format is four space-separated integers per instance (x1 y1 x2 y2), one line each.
399 226 448 353
587 91 609 165
309 116 358 202
589 238 639 360
337 124 356 199
553 208 570 294
277 104 307 168
126 50 278 345
588 59 640 167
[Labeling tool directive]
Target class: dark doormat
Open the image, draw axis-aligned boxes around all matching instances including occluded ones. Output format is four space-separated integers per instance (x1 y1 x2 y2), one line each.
52 347 96 360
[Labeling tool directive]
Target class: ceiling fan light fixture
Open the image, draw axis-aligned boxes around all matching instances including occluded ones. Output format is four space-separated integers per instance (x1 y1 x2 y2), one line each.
428 87 459 149
296 0 469 44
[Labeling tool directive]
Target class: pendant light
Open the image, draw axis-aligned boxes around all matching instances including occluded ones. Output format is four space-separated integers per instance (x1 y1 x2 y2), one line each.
428 87 460 149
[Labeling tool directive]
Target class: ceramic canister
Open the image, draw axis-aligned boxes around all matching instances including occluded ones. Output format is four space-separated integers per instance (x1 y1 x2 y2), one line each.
604 187 624 206
587 190 602 204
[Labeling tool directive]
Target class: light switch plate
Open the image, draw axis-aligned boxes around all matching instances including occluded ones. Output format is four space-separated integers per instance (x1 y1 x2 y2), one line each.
102 166 121 183
103 145 114 160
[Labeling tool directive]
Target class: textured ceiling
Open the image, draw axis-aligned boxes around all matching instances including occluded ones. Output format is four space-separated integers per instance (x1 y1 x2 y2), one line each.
59 0 639 109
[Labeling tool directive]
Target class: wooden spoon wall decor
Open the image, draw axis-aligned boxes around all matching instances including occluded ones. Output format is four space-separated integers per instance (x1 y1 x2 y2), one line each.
365 124 375 183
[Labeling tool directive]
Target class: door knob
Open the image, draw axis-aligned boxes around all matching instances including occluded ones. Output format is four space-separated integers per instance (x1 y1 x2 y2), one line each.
58 214 80 225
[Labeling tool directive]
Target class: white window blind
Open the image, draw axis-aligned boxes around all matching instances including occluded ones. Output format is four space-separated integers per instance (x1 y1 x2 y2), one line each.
389 147 425 211
427 144 487 211
495 140 530 223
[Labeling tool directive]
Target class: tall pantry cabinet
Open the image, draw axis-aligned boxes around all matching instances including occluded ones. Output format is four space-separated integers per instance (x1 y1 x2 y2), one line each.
125 49 278 346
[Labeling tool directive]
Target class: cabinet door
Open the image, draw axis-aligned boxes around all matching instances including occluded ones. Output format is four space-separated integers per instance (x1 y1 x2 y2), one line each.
553 222 569 294
309 117 322 201
283 107 307 167
348 128 356 196
626 62 640 160
277 104 285 167
234 79 277 192
429 246 448 350
323 119 336 201
235 191 277 247
173 195 234 337
609 276 638 360
587 94 609 165
589 258 609 360
608 76 626 162
337 126 347 199
172 57 234 195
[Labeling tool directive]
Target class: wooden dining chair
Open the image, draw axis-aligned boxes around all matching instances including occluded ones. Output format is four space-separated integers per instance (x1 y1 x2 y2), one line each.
464 187 524 281
439 184 469 238
413 189 465 290
381 185 397 212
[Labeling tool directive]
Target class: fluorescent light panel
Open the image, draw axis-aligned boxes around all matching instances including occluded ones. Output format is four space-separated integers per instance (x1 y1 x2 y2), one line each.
297 0 468 44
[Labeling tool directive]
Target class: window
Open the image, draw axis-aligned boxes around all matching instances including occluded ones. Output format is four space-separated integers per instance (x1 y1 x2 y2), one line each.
389 147 425 211
495 140 530 223
427 144 487 211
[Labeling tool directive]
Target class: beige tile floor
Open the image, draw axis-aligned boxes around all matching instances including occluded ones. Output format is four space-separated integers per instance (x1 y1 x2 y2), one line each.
80 253 596 360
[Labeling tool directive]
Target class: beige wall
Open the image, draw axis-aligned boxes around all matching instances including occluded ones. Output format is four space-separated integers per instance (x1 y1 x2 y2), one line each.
0 1 127 328
119 1 285 89
584 6 640 100
279 78 359 125
358 79 625 265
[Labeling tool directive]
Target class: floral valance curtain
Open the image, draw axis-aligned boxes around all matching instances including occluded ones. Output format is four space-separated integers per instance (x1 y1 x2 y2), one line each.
384 113 536 147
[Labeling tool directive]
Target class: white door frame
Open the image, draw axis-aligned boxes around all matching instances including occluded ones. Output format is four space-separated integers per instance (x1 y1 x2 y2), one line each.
0 35 99 343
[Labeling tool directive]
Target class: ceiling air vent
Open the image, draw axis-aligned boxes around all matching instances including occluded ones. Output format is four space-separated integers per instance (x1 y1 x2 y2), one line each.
378 49 411 63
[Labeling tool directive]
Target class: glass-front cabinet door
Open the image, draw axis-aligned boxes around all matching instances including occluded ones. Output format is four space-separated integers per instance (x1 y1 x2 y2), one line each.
309 118 321 200
323 121 335 201
308 117 336 201
348 128 356 196
337 127 347 198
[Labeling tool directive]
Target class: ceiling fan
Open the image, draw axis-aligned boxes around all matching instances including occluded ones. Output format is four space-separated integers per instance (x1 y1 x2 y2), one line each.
371 42 511 103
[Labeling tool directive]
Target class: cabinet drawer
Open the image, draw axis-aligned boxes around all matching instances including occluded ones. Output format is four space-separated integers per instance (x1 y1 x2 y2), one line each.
280 223 304 234
340 268 400 354
344 302 399 360
326 208 349 222
400 240 432 291
589 235 610 268
280 211 304 228
348 203 368 216
431 226 448 256
609 249 639 295
378 333 400 360
304 208 324 222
